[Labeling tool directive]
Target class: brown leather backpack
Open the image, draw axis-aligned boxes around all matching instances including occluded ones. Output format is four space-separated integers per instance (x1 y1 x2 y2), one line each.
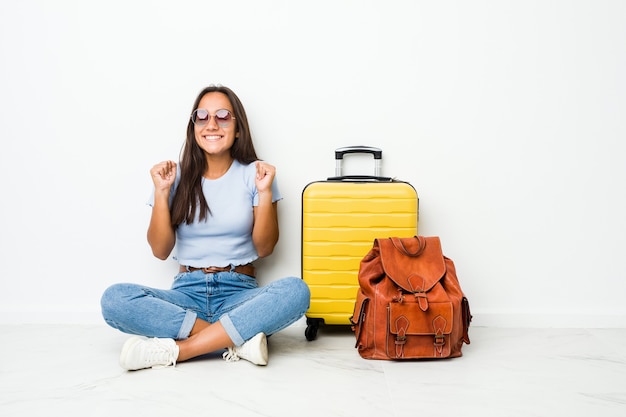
351 236 472 360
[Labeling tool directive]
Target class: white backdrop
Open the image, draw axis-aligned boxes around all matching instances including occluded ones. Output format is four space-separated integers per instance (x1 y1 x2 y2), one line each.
1 0 624 327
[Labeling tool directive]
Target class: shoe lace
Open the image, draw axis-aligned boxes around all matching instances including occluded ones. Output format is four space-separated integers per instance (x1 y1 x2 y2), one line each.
147 338 177 368
222 347 241 362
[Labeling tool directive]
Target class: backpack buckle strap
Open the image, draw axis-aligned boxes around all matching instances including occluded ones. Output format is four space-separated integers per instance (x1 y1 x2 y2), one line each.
394 315 409 358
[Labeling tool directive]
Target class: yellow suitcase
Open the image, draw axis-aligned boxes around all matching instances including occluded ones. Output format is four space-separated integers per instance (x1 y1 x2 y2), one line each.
302 146 418 340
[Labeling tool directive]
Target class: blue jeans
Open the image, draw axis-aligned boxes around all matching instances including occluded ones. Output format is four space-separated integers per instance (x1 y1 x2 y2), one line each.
100 270 310 346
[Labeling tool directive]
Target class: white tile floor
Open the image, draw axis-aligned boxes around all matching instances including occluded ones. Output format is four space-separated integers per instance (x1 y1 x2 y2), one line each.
1 323 625 417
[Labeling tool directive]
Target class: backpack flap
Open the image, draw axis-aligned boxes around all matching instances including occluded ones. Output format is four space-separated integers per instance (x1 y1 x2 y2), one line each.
378 236 446 299
388 301 453 336
388 299 454 358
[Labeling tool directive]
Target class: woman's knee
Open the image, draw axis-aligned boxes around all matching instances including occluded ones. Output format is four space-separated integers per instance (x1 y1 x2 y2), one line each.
281 277 311 310
100 283 137 318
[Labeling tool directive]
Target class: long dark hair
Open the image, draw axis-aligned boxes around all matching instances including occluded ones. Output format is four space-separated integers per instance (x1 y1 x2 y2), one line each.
170 85 258 226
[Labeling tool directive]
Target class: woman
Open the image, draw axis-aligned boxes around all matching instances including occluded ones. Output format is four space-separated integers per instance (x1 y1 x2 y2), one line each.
101 85 310 371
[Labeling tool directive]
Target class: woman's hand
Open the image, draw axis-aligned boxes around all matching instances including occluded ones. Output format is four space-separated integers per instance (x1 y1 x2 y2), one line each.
255 161 275 193
150 160 177 193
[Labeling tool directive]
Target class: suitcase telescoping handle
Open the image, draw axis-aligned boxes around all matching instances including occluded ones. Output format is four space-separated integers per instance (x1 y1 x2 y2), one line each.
331 146 391 181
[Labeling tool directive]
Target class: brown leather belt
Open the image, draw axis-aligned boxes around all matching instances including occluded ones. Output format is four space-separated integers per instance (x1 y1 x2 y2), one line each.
180 263 255 278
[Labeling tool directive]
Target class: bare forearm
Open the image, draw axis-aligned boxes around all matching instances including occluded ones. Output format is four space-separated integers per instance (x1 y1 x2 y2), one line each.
147 193 176 260
252 193 279 258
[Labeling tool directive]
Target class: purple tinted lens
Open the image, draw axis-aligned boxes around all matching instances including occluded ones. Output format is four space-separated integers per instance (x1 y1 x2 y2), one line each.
193 109 209 124
215 109 232 123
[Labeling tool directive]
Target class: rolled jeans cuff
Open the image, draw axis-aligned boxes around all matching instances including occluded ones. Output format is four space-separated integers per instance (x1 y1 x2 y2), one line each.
219 314 244 346
177 309 198 340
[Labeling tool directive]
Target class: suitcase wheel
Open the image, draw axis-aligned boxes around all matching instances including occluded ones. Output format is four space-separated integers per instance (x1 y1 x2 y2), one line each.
305 318 323 341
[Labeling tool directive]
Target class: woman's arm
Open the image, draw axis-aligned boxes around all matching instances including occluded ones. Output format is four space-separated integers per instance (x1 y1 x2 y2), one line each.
147 161 177 260
252 161 279 258
252 196 279 258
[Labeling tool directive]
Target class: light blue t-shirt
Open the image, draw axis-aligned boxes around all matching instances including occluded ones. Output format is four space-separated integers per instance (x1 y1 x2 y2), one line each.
148 160 282 267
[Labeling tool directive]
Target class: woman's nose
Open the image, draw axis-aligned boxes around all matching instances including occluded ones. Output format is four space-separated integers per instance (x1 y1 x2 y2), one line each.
205 115 219 129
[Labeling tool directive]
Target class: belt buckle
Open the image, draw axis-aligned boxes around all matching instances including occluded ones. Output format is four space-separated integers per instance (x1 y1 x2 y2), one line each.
204 266 227 273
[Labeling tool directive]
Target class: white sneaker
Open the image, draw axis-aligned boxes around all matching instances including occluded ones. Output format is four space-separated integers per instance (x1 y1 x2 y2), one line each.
222 332 268 366
119 336 179 371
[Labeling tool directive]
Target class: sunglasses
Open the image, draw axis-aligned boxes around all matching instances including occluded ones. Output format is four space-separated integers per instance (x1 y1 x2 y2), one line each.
191 108 236 127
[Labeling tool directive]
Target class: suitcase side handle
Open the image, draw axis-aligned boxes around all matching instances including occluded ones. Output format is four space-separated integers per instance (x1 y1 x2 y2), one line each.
335 146 382 177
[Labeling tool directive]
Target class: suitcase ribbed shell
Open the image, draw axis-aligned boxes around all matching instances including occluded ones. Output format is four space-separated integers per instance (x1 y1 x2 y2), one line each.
302 181 418 326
